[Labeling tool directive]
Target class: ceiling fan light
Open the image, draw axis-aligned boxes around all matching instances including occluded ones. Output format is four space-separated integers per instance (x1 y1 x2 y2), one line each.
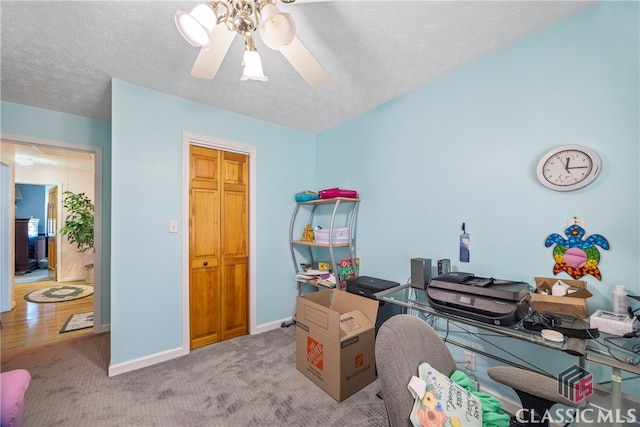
175 4 216 49
259 5 296 50
241 50 268 81
259 4 280 22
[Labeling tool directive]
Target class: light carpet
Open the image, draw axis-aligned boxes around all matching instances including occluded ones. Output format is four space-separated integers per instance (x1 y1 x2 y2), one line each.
1 327 388 427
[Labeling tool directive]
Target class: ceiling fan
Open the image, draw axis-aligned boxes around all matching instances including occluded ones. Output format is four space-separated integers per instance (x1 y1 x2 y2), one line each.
175 0 329 88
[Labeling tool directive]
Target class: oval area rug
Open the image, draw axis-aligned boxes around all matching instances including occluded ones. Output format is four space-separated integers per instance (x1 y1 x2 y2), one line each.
24 285 93 303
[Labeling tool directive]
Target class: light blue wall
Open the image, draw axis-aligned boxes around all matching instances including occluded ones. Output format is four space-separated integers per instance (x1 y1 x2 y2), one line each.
0 101 112 325
317 1 639 396
15 184 46 234
318 1 639 307
1 102 111 146
110 80 315 364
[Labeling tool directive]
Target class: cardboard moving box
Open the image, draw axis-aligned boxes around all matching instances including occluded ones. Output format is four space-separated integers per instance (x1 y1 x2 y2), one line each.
296 289 379 402
531 277 592 318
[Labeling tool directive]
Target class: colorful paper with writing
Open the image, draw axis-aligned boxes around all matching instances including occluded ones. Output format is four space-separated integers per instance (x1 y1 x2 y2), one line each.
409 363 482 427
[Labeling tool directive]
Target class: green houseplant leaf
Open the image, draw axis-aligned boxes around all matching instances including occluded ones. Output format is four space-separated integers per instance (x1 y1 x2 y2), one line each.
59 191 94 254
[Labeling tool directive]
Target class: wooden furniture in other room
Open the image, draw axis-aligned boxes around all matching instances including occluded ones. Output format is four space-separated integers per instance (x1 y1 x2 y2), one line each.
14 218 30 274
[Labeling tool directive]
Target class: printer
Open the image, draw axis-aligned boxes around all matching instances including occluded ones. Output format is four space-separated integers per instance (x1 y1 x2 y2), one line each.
427 272 531 326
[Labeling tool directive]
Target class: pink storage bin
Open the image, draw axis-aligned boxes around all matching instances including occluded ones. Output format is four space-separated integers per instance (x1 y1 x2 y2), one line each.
318 188 358 199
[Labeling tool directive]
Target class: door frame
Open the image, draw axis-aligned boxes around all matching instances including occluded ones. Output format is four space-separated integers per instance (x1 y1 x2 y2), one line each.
1 133 104 333
181 132 257 353
0 163 11 311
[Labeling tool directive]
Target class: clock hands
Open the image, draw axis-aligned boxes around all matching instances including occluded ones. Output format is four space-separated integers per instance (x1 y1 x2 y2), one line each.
563 156 588 171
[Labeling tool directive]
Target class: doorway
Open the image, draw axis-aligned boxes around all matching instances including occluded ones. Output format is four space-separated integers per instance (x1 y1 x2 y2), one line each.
1 137 103 349
189 146 249 348
181 133 257 353
14 183 54 283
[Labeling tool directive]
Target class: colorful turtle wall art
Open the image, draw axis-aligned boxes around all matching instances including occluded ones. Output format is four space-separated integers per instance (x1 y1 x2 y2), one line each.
545 224 609 280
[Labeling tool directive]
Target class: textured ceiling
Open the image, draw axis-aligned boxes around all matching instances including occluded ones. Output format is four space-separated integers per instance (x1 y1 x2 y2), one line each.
1 1 595 134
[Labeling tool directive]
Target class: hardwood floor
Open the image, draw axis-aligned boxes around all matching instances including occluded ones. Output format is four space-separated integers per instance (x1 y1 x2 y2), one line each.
1 279 94 351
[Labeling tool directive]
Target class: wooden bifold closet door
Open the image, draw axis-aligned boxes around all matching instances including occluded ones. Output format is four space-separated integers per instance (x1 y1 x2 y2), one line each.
189 145 248 349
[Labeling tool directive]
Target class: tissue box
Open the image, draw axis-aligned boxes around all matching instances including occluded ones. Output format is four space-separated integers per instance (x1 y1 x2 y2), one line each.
314 228 350 244
531 277 592 318
590 310 636 336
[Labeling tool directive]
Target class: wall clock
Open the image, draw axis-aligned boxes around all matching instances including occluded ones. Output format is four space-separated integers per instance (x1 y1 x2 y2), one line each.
536 145 601 192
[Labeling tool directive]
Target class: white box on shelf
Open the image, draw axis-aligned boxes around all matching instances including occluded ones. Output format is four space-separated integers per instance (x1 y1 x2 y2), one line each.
589 309 636 336
315 227 349 244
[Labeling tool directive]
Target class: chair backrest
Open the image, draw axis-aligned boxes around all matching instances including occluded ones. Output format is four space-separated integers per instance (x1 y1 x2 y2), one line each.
375 314 456 427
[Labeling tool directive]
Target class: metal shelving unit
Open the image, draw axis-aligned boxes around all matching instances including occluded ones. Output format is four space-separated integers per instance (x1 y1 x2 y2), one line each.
289 197 360 293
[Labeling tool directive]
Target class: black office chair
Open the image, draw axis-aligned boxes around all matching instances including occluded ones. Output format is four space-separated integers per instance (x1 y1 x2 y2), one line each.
375 315 581 427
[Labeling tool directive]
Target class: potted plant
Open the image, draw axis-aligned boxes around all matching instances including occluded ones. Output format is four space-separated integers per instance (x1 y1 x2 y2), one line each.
59 191 95 284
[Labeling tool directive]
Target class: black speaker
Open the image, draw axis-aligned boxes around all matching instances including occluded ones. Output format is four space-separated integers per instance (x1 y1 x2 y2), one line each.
410 258 431 290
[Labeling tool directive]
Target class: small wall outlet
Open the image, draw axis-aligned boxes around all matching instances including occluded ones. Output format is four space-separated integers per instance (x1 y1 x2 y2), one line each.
567 218 585 228
464 351 476 371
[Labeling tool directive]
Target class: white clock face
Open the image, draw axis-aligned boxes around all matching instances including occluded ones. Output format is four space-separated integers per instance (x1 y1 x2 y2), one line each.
536 145 601 191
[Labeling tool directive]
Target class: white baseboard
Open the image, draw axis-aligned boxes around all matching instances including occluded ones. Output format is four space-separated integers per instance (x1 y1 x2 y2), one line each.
108 319 293 376
254 317 294 334
59 275 86 282
108 346 184 377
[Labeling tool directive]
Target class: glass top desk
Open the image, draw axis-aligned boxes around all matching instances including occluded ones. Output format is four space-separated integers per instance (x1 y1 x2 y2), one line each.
375 284 640 422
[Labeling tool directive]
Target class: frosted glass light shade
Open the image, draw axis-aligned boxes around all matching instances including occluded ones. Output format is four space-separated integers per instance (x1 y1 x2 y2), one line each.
241 51 268 81
259 4 296 50
175 4 216 49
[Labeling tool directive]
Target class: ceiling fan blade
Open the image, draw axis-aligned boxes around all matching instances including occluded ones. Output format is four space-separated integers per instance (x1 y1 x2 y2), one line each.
279 36 329 88
190 24 236 79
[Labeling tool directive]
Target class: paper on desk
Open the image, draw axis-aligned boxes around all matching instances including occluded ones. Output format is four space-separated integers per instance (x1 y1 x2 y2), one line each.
297 272 336 287
317 274 336 285
297 270 332 278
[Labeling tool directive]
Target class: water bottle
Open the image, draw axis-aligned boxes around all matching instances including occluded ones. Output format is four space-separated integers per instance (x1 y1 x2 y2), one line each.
612 285 628 315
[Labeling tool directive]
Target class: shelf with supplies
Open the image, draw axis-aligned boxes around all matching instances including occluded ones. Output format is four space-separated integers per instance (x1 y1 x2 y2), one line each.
289 196 360 292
